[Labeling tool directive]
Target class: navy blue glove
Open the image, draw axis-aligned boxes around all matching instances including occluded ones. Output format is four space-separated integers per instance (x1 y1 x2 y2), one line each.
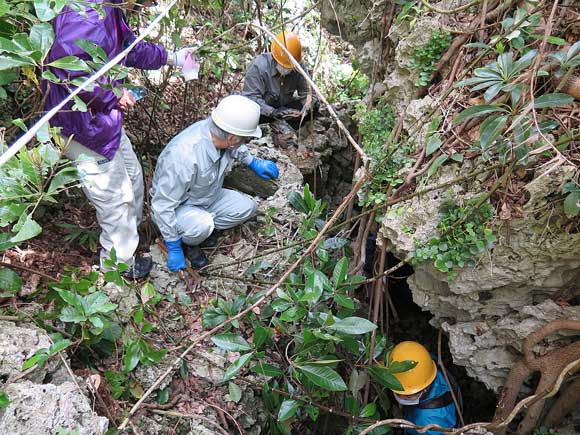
165 239 186 272
248 158 279 180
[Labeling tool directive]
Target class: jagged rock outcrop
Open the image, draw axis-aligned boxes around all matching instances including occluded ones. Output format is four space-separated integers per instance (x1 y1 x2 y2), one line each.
0 321 67 384
380 162 580 391
0 381 108 435
0 322 108 434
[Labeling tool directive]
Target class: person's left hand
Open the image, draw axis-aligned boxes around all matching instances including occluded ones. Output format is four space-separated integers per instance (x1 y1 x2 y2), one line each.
249 158 279 180
118 88 135 111
171 47 195 67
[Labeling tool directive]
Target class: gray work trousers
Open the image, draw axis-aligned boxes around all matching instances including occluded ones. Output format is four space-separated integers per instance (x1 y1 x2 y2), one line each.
67 132 143 268
175 189 257 246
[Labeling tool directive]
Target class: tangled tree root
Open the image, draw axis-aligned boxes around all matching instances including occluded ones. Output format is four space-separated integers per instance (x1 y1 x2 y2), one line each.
492 319 580 435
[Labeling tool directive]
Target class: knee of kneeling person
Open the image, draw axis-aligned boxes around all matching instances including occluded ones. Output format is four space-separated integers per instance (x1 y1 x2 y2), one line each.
181 214 215 245
240 198 258 220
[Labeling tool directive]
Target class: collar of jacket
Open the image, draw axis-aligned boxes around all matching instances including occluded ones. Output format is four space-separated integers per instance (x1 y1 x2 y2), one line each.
200 118 222 163
268 54 280 78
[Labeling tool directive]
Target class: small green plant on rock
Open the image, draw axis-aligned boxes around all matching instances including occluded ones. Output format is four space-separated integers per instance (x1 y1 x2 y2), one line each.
409 30 452 87
354 102 414 205
410 199 496 280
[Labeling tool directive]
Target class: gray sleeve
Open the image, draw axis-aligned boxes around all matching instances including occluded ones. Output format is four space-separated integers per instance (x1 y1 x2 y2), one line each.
230 145 254 165
297 62 318 106
242 61 276 117
150 157 193 242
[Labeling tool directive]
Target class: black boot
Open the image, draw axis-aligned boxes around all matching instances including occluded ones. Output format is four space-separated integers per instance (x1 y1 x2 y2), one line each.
123 256 153 280
184 245 209 269
200 230 220 248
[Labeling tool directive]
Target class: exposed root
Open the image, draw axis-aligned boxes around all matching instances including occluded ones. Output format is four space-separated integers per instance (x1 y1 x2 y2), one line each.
492 319 580 435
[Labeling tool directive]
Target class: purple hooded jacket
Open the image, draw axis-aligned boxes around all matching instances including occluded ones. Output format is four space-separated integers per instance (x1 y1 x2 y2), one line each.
44 0 167 160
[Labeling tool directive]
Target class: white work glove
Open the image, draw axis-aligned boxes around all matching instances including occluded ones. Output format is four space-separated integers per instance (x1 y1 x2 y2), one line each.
169 48 193 67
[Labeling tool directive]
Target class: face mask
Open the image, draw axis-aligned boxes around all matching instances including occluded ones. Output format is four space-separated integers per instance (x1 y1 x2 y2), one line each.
276 64 293 76
394 394 421 406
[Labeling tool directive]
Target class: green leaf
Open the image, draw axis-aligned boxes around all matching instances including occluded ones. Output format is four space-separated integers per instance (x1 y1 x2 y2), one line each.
48 55 90 71
369 366 404 391
227 382 242 403
288 191 309 213
425 135 442 156
123 341 141 372
0 70 18 86
211 333 253 352
334 294 355 309
253 326 273 350
157 388 169 405
29 23 54 60
0 54 35 70
332 257 349 288
251 362 284 377
0 391 9 408
10 216 41 243
534 93 574 109
11 118 27 131
360 403 377 418
388 360 418 373
0 268 22 293
301 269 325 303
85 291 117 315
426 155 448 179
34 0 58 21
22 350 49 370
327 317 377 335
278 399 300 422
223 353 253 382
480 114 508 148
72 95 88 112
59 306 86 323
453 105 507 125
49 339 72 354
563 192 580 217
280 306 307 322
89 315 104 329
47 166 78 195
296 365 347 391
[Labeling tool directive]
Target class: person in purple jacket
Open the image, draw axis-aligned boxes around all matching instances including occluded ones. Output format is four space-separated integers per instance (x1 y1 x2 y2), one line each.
44 0 192 279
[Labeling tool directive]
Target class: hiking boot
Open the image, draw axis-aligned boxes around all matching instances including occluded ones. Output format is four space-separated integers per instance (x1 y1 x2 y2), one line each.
123 256 153 280
183 244 209 269
200 230 220 248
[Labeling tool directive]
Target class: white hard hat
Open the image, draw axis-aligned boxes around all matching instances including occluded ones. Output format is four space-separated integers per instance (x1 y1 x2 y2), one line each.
211 95 262 138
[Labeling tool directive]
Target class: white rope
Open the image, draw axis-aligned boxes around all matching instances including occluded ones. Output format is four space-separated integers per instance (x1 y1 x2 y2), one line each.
0 0 178 168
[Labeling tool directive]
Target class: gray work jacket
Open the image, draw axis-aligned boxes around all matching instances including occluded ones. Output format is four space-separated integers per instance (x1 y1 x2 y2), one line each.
242 53 316 117
150 118 253 241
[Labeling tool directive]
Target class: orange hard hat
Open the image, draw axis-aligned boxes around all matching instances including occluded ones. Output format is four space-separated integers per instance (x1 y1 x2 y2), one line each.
388 341 437 395
271 31 302 69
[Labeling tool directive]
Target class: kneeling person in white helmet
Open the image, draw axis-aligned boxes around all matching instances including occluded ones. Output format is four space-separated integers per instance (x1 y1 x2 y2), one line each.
150 95 279 271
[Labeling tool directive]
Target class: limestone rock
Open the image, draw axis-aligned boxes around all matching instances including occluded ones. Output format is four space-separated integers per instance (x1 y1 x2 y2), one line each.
102 282 140 324
0 381 108 435
0 321 67 384
381 162 580 391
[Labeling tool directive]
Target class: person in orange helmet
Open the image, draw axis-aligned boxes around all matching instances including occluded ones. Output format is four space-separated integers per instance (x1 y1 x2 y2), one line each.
386 341 462 435
242 31 318 135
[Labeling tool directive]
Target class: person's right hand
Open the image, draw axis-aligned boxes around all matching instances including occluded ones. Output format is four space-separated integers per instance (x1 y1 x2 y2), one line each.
118 88 136 111
164 239 186 272
273 107 301 120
